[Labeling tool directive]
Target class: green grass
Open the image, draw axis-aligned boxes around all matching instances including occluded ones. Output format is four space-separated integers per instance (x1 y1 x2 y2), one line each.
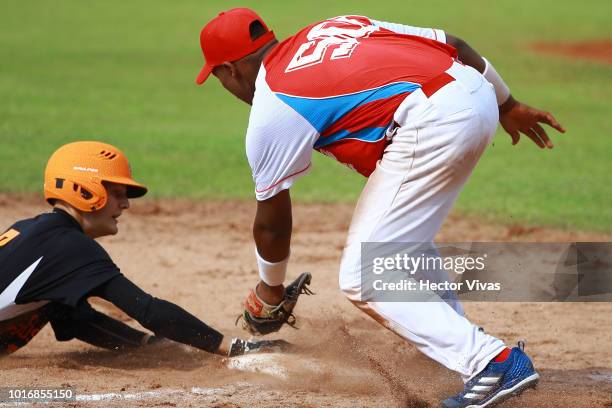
1 0 610 231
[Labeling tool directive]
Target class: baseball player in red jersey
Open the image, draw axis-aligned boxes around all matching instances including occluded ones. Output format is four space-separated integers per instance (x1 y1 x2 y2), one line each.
0 141 284 358
195 9 565 407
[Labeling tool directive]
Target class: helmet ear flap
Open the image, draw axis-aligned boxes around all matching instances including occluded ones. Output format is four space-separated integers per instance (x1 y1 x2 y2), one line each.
74 180 107 211
48 177 107 212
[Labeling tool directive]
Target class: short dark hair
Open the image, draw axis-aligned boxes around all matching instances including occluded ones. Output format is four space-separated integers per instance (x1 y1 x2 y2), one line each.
249 20 268 41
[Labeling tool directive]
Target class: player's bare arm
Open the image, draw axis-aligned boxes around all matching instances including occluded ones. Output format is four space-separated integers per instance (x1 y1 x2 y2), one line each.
447 33 566 148
237 188 312 336
253 189 292 305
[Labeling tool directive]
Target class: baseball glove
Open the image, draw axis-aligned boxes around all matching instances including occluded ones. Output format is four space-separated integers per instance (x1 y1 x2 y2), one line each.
237 272 313 336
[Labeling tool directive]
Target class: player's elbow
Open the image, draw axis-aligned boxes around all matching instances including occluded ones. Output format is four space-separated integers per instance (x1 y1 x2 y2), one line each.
446 34 486 72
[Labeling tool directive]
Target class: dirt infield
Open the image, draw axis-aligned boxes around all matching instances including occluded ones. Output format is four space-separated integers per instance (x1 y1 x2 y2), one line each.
530 39 612 65
1 194 611 407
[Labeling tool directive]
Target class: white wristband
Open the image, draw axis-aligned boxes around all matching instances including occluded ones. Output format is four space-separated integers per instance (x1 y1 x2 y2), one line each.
482 57 511 105
256 248 289 286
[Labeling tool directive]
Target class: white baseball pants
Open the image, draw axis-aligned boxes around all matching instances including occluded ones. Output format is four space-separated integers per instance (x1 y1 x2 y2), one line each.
338 62 506 381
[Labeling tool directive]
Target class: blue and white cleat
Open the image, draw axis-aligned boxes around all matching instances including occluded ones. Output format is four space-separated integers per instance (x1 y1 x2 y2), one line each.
441 342 539 408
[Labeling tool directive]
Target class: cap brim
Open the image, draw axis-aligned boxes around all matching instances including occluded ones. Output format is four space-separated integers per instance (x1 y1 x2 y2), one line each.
104 177 148 198
196 64 213 85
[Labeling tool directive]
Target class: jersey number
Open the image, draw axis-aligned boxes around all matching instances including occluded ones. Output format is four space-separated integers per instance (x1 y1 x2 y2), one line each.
285 16 379 72
0 229 20 247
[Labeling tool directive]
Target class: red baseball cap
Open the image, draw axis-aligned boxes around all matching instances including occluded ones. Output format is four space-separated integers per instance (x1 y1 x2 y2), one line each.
195 8 276 85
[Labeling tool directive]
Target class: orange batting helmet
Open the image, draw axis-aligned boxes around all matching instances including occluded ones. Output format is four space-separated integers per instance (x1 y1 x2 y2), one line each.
44 141 147 212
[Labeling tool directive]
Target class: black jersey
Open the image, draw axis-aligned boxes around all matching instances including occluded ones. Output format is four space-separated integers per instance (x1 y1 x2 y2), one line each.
1 208 224 355
0 209 121 322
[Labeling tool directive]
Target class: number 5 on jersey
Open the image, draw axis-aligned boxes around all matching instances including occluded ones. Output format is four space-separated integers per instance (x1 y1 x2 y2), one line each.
285 16 379 72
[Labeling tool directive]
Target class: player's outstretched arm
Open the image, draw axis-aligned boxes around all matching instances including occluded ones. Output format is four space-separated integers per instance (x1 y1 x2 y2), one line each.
92 275 224 353
446 34 566 148
49 302 159 350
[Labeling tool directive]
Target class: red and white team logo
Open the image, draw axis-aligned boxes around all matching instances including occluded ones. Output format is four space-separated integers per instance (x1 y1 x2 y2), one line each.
285 16 379 72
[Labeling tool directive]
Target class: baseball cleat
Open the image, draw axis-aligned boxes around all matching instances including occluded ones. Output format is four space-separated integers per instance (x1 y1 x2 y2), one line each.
227 338 292 357
440 342 539 408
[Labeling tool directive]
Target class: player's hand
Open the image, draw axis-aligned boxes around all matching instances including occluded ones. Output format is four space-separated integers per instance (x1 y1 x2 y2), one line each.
499 96 565 149
227 338 292 357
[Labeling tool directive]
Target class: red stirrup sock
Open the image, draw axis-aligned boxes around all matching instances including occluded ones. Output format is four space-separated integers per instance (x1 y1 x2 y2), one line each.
494 347 512 363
